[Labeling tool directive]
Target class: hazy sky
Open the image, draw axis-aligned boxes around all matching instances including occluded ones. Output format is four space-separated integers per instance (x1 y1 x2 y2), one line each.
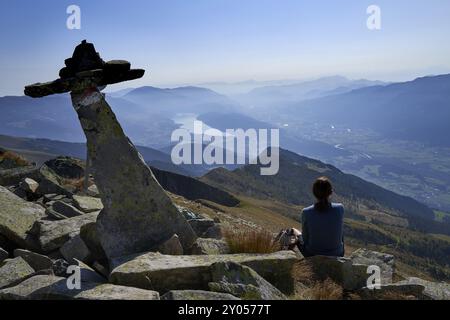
1 0 450 96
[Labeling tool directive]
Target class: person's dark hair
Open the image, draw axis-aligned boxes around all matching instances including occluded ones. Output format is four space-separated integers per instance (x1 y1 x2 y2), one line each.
313 176 333 211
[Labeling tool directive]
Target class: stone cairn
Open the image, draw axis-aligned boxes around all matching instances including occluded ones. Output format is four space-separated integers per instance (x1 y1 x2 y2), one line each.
24 40 197 261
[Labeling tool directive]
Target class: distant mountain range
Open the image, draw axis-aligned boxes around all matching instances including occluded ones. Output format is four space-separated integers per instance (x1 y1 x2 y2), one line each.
234 76 386 107
282 74 450 146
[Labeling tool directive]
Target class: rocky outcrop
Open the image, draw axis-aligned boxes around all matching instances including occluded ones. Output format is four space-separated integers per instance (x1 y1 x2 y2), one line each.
30 211 98 253
0 275 160 300
157 234 183 255
208 261 286 300
110 251 298 294
0 186 45 250
162 290 239 300
0 166 38 187
70 90 196 260
0 257 35 289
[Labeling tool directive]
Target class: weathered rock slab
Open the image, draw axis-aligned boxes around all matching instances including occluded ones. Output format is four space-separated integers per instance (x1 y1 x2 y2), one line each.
397 277 450 300
161 290 240 300
209 261 286 300
0 275 160 300
0 257 35 289
60 235 92 264
30 211 98 253
110 251 298 294
14 249 53 271
72 195 103 213
0 186 44 250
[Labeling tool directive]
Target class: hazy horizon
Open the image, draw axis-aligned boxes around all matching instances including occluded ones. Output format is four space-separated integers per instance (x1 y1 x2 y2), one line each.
1 0 450 95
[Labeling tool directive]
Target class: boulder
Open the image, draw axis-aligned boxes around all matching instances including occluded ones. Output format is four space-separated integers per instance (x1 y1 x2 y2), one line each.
19 178 39 194
30 211 99 253
13 249 53 271
0 186 44 250
350 248 394 284
60 235 92 264
0 275 160 300
110 251 298 294
157 234 183 255
52 201 85 218
44 157 85 180
190 238 230 255
79 222 106 262
0 257 35 289
36 164 74 196
70 90 196 260
86 184 99 197
0 247 8 263
161 290 240 300
45 207 69 220
208 261 286 300
306 255 368 290
72 195 103 213
396 277 450 300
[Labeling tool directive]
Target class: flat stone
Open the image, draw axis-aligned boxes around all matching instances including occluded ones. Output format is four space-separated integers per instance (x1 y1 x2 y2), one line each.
0 257 35 289
190 238 230 255
110 251 298 294
70 90 196 259
30 211 98 253
208 261 286 300
19 178 39 194
397 277 450 300
60 235 92 264
86 184 99 197
72 195 103 213
0 186 44 250
161 290 239 300
52 201 85 218
14 249 53 271
0 275 160 300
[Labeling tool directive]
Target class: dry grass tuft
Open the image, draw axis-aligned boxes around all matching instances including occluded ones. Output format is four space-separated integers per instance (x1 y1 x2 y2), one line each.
223 227 278 254
61 177 93 192
0 150 30 167
301 278 344 300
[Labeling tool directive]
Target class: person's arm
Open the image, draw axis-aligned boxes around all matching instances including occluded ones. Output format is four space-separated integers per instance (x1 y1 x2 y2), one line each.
301 210 309 246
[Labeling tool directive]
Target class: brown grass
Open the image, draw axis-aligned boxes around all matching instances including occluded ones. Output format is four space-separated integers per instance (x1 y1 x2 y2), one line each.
61 177 93 192
0 150 30 167
223 227 278 254
299 278 344 300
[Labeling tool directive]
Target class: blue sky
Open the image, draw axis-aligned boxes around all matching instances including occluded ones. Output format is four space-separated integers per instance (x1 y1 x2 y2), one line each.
1 0 450 95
